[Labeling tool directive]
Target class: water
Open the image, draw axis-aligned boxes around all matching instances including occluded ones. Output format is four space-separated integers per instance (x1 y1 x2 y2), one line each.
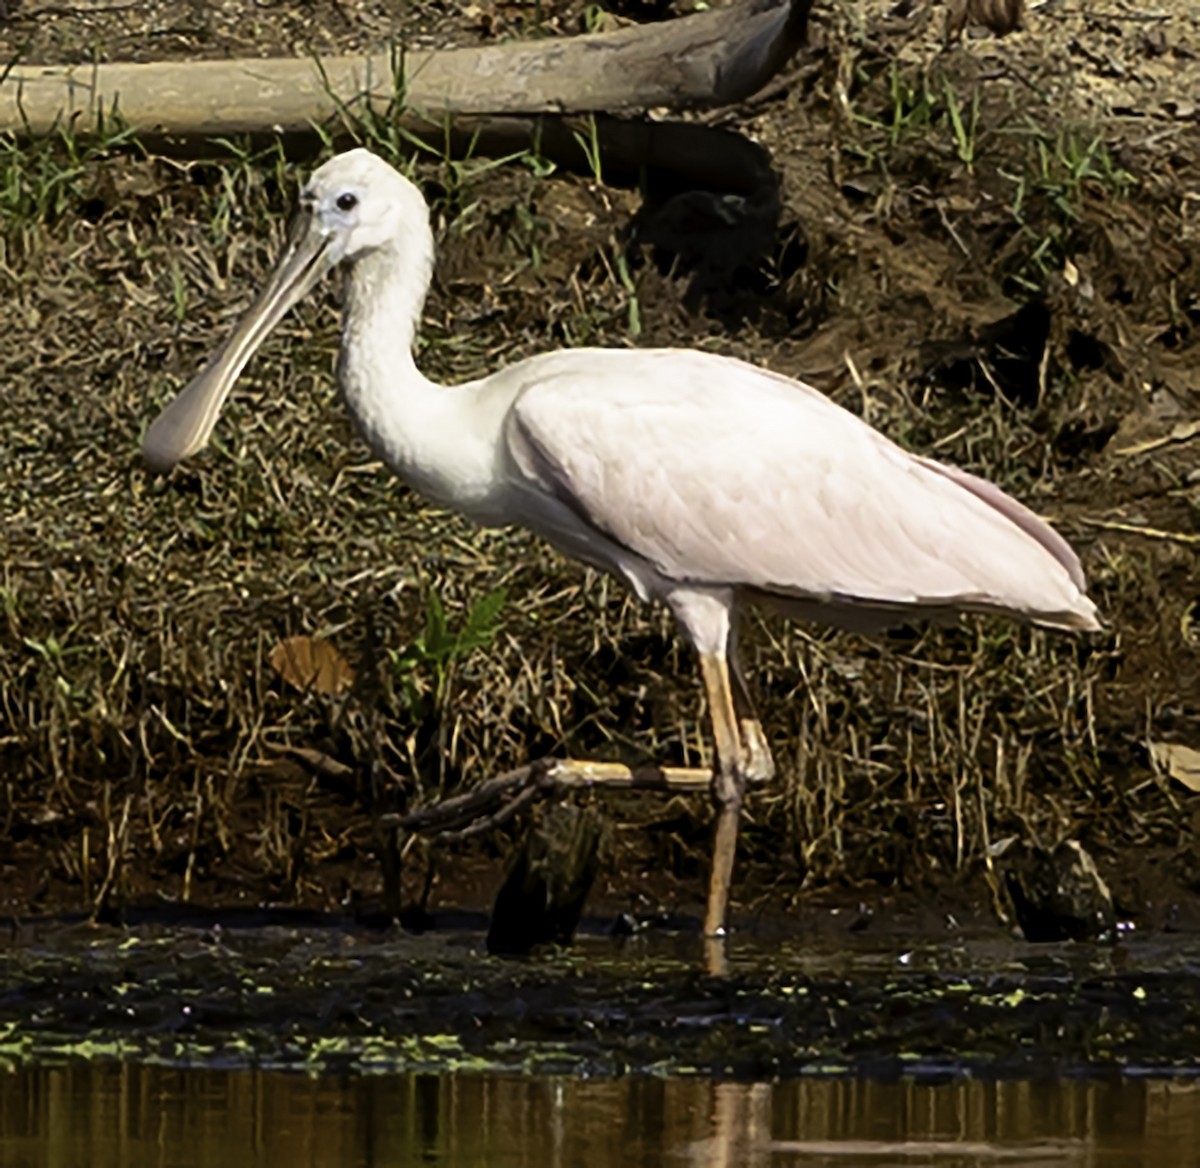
5 922 1200 1164
3 1064 1200 1167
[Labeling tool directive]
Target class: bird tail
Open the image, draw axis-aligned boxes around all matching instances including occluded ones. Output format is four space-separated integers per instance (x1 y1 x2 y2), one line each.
913 455 1090 593
914 454 1101 633
1032 597 1102 634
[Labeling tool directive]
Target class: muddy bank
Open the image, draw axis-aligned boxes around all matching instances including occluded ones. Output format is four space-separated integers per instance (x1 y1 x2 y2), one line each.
2 912 1200 1077
1 0 1198 930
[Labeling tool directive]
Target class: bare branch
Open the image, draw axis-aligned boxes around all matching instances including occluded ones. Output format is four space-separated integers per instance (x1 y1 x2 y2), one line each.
379 758 713 840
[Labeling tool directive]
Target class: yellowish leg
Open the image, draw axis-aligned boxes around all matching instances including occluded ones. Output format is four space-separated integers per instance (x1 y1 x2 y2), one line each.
700 651 745 939
724 667 772 792
742 720 774 785
729 641 776 787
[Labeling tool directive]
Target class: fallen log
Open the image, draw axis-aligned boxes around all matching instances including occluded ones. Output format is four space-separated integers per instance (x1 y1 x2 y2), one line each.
0 0 811 139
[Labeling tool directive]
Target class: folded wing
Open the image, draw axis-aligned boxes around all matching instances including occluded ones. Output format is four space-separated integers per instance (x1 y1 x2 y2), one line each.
504 349 1098 631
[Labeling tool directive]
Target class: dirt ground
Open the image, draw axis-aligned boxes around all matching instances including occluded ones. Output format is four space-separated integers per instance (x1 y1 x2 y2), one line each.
0 0 1198 938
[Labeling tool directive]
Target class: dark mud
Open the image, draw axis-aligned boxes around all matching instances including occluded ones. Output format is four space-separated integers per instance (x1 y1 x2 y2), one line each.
3 912 1200 1078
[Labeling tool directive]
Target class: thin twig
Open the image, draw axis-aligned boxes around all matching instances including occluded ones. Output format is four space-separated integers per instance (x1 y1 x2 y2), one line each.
379 757 713 838
1080 518 1200 546
429 784 545 844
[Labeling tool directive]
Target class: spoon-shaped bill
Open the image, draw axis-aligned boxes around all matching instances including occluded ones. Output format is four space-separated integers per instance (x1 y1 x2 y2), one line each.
142 208 332 473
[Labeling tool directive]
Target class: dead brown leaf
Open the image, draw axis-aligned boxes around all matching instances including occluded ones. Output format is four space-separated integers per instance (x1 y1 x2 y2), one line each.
1150 742 1200 792
269 635 354 696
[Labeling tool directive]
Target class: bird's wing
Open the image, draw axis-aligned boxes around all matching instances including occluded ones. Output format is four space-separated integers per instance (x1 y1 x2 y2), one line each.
503 348 1093 624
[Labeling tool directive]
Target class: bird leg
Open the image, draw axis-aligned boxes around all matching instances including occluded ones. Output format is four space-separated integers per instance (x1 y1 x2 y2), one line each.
700 650 746 938
729 647 776 788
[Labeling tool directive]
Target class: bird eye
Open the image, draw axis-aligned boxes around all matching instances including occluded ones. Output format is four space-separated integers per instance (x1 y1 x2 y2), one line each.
336 192 358 212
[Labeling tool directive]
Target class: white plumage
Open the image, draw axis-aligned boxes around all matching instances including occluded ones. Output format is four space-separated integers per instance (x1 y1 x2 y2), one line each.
505 351 1092 626
143 148 1099 941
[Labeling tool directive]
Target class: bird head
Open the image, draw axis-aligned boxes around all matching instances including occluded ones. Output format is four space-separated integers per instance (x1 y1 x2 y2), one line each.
141 148 427 473
300 147 431 268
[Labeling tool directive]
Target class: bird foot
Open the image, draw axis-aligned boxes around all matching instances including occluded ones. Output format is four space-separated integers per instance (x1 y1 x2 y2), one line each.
739 719 776 788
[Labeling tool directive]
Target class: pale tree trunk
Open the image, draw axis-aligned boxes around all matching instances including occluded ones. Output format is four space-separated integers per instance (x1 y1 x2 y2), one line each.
0 0 811 139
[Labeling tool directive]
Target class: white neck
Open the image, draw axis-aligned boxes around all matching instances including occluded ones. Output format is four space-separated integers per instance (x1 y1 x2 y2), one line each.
342 235 429 375
336 238 510 519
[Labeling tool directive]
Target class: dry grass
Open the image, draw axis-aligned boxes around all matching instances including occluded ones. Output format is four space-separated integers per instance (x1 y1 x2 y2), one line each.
1 0 1198 922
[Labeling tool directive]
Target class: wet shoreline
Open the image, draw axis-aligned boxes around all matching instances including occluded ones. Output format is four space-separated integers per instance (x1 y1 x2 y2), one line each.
4 914 1200 1079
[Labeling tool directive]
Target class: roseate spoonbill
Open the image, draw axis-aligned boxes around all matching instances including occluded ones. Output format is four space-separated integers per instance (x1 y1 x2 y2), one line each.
143 149 1099 938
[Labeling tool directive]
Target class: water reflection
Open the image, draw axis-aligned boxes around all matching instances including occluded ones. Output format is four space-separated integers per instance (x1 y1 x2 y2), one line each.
1 1065 1199 1167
